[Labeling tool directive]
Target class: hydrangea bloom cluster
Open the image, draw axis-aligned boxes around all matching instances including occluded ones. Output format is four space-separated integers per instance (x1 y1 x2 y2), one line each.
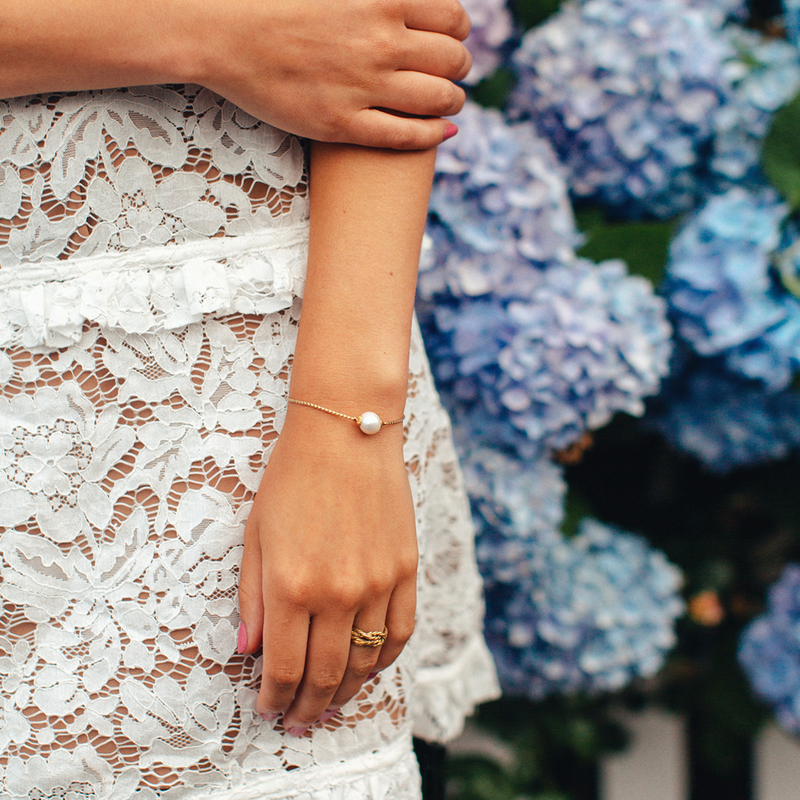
460 0 515 85
739 564 800 734
480 519 684 697
420 101 579 301
665 186 800 390
508 0 736 217
461 446 567 541
421 259 672 456
711 27 800 188
648 358 800 472
784 0 800 48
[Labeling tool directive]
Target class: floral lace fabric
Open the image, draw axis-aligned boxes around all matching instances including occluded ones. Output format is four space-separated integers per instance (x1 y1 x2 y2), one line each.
0 86 499 799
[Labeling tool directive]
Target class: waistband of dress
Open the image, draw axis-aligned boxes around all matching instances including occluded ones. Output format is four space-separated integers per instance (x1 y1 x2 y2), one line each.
0 224 309 289
0 225 309 351
192 731 418 800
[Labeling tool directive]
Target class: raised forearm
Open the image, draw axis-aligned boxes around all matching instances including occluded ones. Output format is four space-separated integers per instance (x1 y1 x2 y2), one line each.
289 141 437 420
0 0 195 96
0 0 469 149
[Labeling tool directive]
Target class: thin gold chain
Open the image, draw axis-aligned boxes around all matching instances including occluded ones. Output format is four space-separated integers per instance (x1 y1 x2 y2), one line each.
287 398 404 426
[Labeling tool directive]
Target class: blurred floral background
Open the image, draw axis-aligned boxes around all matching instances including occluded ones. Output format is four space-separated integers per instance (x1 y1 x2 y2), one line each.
414 0 800 797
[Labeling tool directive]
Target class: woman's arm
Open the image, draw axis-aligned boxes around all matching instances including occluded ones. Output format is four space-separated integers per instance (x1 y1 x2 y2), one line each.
237 141 436 732
0 0 469 149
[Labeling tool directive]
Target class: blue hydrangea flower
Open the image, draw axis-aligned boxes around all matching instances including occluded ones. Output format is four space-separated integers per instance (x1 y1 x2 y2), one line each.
711 27 800 188
420 259 672 457
739 564 800 734
688 0 747 25
784 0 800 48
420 101 580 301
460 0 515 85
648 356 800 472
480 519 684 697
508 0 737 217
665 186 800 390
461 446 567 541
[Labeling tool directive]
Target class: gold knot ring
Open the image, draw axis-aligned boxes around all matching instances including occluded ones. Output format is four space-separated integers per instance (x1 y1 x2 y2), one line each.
350 626 388 648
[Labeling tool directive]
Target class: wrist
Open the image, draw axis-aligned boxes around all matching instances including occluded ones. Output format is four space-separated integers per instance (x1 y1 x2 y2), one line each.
278 401 406 460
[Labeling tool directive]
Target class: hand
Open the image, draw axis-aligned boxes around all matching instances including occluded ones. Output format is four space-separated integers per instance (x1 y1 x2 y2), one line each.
237 408 418 734
197 0 472 149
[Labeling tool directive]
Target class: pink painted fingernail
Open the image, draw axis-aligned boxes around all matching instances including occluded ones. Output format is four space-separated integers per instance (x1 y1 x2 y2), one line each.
287 726 309 737
237 623 248 654
367 672 378 680
319 708 339 723
443 123 458 141
260 711 280 722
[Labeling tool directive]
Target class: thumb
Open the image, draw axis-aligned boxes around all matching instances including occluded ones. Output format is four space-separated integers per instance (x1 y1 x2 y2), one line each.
237 521 265 655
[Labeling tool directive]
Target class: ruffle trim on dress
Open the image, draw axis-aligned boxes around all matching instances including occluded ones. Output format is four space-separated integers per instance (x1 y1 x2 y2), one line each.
189 734 421 800
0 225 309 351
411 633 502 743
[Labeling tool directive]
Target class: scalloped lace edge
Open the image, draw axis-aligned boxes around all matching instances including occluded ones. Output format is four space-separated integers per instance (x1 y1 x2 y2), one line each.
411 634 501 743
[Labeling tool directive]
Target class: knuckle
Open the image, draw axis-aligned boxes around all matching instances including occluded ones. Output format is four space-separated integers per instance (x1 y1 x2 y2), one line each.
391 619 416 645
310 671 343 697
431 81 460 116
398 553 420 581
266 664 303 693
349 659 378 682
327 581 364 610
454 45 472 81
442 0 471 40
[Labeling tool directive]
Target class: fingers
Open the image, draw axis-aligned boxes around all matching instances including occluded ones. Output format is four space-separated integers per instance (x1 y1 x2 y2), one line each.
403 0 472 42
237 522 265 655
400 29 472 82
373 577 416 674
327 610 389 709
281 615 353 732
347 110 455 150
257 604 311 720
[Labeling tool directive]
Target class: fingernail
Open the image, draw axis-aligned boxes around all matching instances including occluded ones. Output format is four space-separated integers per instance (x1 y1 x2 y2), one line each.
443 123 458 142
367 672 378 680
237 623 247 655
260 711 280 722
287 726 309 737
319 708 339 723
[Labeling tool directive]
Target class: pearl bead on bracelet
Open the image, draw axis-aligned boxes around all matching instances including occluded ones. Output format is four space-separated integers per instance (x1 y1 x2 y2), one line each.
287 398 404 434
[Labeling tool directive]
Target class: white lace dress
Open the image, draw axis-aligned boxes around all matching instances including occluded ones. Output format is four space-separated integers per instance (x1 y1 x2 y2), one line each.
0 86 500 800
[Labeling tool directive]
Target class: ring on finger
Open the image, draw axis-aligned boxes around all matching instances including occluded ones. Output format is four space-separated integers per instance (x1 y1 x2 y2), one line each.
350 626 388 648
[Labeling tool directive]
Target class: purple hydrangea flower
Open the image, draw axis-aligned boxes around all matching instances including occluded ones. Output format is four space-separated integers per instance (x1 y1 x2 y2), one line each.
481 519 684 697
420 259 672 457
665 186 800 390
739 565 800 734
421 101 579 301
508 0 737 217
460 0 515 85
711 27 800 188
648 357 800 472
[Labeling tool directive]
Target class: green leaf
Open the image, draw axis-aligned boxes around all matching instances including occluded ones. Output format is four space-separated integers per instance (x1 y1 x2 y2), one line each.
512 0 564 30
575 207 678 286
762 90 800 211
446 756 519 800
471 69 517 111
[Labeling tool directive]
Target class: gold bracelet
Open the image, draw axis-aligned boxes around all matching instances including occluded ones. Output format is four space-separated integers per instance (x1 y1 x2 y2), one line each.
287 398 404 435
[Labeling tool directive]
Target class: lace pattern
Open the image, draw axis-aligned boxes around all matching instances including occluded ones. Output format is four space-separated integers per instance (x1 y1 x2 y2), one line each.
0 86 499 799
0 85 308 266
